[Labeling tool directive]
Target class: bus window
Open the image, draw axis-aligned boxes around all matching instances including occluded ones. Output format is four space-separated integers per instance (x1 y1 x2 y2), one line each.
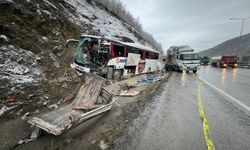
145 51 150 59
126 46 140 56
112 44 125 57
149 52 155 59
139 51 145 59
155 53 159 59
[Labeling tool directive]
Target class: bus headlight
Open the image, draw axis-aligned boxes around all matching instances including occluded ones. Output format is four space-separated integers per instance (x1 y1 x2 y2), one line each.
234 64 237 67
223 64 227 67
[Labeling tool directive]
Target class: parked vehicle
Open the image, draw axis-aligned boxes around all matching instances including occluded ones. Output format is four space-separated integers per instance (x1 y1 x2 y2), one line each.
67 35 159 80
200 56 210 65
168 45 200 73
211 54 237 68
238 56 250 68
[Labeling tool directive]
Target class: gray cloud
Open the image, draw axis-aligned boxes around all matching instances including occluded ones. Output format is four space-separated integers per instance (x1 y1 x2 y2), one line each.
122 0 250 52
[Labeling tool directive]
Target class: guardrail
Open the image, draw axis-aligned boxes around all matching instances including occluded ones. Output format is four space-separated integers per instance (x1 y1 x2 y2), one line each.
238 64 250 69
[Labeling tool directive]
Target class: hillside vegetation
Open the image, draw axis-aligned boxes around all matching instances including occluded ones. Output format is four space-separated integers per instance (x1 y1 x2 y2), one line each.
199 33 250 57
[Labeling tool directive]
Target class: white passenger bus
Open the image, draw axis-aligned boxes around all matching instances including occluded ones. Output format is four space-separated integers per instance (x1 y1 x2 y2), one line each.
68 35 159 80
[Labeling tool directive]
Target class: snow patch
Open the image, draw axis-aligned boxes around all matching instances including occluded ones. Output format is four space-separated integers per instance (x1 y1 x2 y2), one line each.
0 45 43 84
63 0 140 42
0 35 8 42
36 4 56 20
49 52 60 68
0 35 9 45
43 0 58 10
3 0 14 3
41 36 49 43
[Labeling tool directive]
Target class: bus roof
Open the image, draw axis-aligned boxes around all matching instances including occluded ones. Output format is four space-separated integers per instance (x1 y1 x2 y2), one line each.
81 34 159 53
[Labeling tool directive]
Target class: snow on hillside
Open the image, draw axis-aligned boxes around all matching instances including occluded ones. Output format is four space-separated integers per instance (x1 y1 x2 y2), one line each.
0 45 43 84
64 0 142 43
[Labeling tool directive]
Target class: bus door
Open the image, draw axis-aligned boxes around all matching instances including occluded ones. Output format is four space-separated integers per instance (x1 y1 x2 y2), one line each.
138 50 146 73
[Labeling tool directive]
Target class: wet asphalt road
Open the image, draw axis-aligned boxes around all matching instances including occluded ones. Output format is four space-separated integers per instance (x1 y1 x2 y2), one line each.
114 67 250 150
198 66 250 107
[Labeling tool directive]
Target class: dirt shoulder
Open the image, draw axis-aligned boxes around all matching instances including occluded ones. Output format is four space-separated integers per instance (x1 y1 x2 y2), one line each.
0 73 170 150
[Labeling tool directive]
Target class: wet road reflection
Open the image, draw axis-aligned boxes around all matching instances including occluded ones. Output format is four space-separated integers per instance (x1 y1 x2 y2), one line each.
198 66 250 107
113 71 250 150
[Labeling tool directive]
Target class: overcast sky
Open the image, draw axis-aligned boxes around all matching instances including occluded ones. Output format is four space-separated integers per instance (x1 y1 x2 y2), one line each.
122 0 250 52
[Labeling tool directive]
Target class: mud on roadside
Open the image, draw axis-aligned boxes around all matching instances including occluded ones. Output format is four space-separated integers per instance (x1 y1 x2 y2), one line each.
1 73 170 150
87 74 171 150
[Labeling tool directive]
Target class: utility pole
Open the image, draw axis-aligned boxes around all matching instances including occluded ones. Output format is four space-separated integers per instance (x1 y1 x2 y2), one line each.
230 17 250 54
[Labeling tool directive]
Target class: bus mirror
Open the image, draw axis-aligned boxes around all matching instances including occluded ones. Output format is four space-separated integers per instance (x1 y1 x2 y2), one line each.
66 39 79 48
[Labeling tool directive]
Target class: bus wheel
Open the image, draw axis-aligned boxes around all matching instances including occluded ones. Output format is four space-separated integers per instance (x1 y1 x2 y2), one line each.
113 69 122 80
193 70 197 73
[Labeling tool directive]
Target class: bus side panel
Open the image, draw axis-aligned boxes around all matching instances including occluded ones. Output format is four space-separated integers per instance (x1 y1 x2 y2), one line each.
126 53 141 66
107 57 127 69
143 59 158 73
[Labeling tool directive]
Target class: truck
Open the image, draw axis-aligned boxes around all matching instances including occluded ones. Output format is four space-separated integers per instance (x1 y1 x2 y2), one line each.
211 54 237 68
167 45 200 73
237 55 250 68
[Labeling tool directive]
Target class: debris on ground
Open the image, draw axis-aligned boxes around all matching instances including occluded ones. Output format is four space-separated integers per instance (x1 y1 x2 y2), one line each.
18 125 41 145
114 90 140 97
48 104 58 110
0 35 9 45
137 75 162 86
7 98 16 103
119 83 137 91
0 105 18 116
42 100 50 106
99 140 108 150
23 73 114 136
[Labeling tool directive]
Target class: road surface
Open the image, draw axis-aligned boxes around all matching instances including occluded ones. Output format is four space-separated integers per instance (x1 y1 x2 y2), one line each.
114 66 250 150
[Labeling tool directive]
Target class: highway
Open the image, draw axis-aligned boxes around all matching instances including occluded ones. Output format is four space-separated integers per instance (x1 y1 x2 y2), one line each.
114 67 250 150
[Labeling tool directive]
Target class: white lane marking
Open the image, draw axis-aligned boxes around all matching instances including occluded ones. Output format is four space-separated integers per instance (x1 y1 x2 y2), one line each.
199 77 250 113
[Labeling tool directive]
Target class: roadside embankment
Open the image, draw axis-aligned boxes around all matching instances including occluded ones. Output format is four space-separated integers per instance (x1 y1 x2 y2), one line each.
0 73 170 150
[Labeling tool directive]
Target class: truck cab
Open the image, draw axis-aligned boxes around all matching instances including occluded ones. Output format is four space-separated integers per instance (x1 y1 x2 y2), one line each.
174 52 200 73
211 54 237 68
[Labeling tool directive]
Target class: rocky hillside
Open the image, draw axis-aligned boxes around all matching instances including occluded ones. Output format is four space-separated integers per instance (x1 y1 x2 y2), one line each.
0 0 159 120
199 33 250 57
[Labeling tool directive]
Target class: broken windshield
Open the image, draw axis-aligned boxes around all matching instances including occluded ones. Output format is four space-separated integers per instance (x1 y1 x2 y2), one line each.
75 37 91 64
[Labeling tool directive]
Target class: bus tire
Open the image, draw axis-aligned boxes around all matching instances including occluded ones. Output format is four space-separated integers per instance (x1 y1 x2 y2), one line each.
113 69 122 80
193 70 197 73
